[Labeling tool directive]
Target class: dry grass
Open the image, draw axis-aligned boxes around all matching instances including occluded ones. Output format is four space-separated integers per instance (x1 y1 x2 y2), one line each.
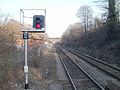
30 67 43 80
0 63 15 90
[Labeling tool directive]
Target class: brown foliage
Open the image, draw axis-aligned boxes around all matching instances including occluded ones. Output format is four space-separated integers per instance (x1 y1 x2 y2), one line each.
0 18 22 89
61 22 120 66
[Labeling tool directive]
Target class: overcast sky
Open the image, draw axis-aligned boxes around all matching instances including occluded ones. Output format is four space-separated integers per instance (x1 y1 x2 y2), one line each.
0 0 101 37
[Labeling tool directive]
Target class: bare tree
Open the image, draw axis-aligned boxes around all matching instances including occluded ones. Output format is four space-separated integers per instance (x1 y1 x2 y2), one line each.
0 12 23 89
94 17 102 28
76 5 93 33
62 23 84 47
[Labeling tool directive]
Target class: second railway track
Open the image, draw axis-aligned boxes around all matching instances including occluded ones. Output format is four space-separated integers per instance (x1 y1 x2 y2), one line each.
65 47 120 80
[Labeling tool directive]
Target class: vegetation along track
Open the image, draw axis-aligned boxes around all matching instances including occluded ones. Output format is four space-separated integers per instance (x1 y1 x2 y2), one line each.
57 47 104 90
58 46 120 90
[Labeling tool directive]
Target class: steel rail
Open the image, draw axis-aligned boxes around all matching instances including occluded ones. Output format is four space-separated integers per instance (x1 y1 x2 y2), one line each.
56 49 77 90
66 47 120 71
63 47 120 80
57 47 105 90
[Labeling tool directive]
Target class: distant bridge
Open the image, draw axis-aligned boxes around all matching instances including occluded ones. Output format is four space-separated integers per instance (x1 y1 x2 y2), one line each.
49 38 61 44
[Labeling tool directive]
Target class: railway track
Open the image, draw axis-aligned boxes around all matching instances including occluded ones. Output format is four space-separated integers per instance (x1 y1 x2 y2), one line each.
57 48 105 90
64 46 120 81
56 46 120 90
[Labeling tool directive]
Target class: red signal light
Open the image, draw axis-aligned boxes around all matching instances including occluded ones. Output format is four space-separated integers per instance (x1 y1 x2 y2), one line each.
36 23 41 29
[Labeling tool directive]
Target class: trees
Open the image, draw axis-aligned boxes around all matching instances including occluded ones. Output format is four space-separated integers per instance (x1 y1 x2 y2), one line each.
76 5 93 33
94 17 102 29
94 0 119 23
107 0 117 24
0 12 23 89
106 0 120 40
116 0 120 22
92 17 102 34
95 0 120 40
62 23 84 47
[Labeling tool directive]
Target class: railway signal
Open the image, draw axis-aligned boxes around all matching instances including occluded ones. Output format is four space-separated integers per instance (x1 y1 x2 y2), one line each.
20 9 46 89
33 15 45 30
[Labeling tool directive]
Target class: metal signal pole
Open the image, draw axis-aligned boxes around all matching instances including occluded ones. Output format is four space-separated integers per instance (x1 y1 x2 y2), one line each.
23 31 29 89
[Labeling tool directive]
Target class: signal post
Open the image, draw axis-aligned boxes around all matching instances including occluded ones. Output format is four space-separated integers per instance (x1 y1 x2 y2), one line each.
20 9 46 89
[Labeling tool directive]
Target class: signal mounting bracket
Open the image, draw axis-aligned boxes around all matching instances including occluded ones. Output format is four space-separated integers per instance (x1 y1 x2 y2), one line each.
20 9 46 33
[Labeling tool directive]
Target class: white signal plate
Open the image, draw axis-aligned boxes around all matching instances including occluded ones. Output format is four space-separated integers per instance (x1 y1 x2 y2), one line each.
24 66 28 73
21 28 45 32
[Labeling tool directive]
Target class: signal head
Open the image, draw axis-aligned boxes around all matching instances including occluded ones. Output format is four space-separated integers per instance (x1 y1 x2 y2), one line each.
33 15 45 29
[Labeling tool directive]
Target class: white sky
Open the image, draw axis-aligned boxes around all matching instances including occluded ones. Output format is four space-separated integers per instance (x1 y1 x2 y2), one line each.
0 0 101 38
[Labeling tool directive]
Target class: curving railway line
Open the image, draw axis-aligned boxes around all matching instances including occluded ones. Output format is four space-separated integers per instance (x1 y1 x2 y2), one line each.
56 46 120 90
